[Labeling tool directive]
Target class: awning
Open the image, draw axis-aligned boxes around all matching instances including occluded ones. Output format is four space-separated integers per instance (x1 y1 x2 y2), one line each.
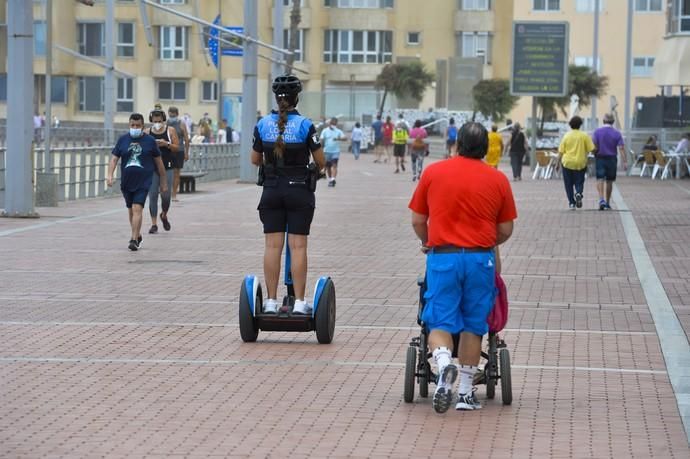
653 36 690 86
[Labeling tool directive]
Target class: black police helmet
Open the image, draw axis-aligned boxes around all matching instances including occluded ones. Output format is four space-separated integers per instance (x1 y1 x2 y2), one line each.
272 74 302 97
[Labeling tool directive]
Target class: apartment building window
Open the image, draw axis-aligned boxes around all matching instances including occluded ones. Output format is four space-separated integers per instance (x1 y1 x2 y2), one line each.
51 77 68 103
158 80 187 101
323 30 393 64
632 57 655 76
574 56 602 72
283 29 305 61
671 0 690 33
533 0 559 11
0 74 7 101
160 26 187 60
324 0 394 7
407 32 421 45
34 21 46 56
461 0 489 10
117 78 134 112
78 76 104 112
576 0 604 12
201 81 218 102
117 22 135 57
460 32 491 64
78 22 105 57
635 0 662 11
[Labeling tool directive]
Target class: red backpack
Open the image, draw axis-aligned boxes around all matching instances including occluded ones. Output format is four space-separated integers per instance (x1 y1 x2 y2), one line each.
488 273 508 333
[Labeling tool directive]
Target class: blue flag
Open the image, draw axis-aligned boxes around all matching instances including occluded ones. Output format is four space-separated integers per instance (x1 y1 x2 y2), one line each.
208 15 220 68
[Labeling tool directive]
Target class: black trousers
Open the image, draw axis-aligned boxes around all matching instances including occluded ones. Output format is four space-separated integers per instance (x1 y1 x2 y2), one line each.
510 151 525 178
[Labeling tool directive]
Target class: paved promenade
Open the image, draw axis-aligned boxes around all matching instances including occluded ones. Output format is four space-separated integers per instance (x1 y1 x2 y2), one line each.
1 152 690 458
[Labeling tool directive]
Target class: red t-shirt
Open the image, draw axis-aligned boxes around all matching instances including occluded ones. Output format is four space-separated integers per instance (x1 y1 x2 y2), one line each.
408 156 517 248
382 123 394 140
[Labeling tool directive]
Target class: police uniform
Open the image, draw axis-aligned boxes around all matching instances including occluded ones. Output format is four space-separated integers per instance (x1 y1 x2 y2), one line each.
253 109 321 235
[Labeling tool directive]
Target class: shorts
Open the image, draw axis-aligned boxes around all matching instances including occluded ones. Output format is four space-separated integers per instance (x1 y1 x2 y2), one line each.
393 144 406 157
446 139 456 148
122 188 149 208
596 156 618 181
173 150 185 169
374 138 383 147
421 250 496 336
325 153 339 167
258 177 315 235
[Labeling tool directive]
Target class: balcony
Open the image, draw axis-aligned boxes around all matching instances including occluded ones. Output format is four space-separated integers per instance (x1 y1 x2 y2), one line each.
324 63 385 83
150 3 194 27
326 8 389 30
152 59 193 79
454 9 494 32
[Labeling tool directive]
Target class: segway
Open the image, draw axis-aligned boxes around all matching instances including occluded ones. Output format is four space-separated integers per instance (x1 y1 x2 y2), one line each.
239 232 336 344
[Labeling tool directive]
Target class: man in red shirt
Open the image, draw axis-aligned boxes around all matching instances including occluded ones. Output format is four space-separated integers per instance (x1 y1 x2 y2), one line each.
408 122 517 413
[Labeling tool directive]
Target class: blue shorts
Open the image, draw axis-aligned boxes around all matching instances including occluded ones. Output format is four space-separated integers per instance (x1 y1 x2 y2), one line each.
596 156 618 181
325 153 339 166
122 188 149 208
421 250 496 336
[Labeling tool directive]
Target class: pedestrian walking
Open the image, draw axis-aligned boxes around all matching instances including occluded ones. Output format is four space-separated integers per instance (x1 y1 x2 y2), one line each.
145 105 179 233
408 122 517 413
445 118 458 158
592 113 628 210
351 122 363 160
371 115 385 163
409 119 428 181
393 121 408 173
485 124 503 168
558 116 595 210
320 117 345 187
106 113 168 251
382 116 394 163
250 74 326 314
509 123 528 181
167 106 190 202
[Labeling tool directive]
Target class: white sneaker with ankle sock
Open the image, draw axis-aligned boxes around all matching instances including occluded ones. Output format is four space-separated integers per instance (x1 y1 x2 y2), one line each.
431 347 457 414
263 298 279 314
292 299 311 315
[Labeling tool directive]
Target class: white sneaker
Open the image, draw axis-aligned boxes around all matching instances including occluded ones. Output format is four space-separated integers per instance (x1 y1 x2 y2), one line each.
263 299 279 314
292 299 311 315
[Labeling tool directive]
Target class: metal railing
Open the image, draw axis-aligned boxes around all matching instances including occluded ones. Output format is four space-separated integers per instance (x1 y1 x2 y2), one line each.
0 143 240 203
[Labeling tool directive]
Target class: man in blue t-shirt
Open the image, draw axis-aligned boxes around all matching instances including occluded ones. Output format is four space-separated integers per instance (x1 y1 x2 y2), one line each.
319 117 345 187
107 113 168 251
371 114 384 163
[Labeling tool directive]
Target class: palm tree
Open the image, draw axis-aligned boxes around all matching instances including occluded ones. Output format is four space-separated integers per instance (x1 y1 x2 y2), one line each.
375 62 435 115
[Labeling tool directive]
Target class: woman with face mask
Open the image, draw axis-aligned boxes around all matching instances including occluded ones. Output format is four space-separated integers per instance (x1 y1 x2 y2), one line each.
145 104 180 234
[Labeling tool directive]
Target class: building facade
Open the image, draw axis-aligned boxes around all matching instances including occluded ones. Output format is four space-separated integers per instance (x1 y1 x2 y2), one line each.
0 0 670 129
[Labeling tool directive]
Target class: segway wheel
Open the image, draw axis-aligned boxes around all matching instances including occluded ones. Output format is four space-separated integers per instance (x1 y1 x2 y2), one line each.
239 277 261 342
404 346 416 403
314 278 336 344
499 348 512 405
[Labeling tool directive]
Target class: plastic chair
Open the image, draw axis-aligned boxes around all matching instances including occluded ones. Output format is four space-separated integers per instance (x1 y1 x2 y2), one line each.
640 149 656 177
652 150 673 180
532 150 553 180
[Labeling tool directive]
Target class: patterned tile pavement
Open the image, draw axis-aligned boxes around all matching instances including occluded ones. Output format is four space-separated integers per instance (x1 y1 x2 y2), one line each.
1 152 689 458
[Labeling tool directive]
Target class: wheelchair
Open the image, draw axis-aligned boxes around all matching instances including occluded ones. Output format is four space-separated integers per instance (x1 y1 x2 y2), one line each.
403 276 512 405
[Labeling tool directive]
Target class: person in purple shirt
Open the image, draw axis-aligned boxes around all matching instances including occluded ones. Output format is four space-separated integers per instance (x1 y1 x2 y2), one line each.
592 113 628 210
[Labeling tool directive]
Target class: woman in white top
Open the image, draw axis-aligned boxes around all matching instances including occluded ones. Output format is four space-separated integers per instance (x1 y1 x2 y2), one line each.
351 122 363 160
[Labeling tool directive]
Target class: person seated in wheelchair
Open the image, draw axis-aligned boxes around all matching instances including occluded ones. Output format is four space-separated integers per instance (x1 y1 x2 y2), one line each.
251 74 326 315
408 122 517 413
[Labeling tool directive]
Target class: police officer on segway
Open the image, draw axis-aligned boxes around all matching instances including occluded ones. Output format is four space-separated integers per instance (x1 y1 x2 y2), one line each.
250 74 326 315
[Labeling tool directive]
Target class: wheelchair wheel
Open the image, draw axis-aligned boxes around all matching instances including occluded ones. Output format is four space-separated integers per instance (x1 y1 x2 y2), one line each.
418 333 429 398
314 278 336 344
499 348 512 405
239 277 261 343
486 368 496 399
404 346 416 403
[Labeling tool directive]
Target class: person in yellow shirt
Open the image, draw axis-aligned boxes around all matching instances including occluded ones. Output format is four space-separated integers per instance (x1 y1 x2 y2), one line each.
393 122 409 173
558 116 595 210
485 125 503 168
